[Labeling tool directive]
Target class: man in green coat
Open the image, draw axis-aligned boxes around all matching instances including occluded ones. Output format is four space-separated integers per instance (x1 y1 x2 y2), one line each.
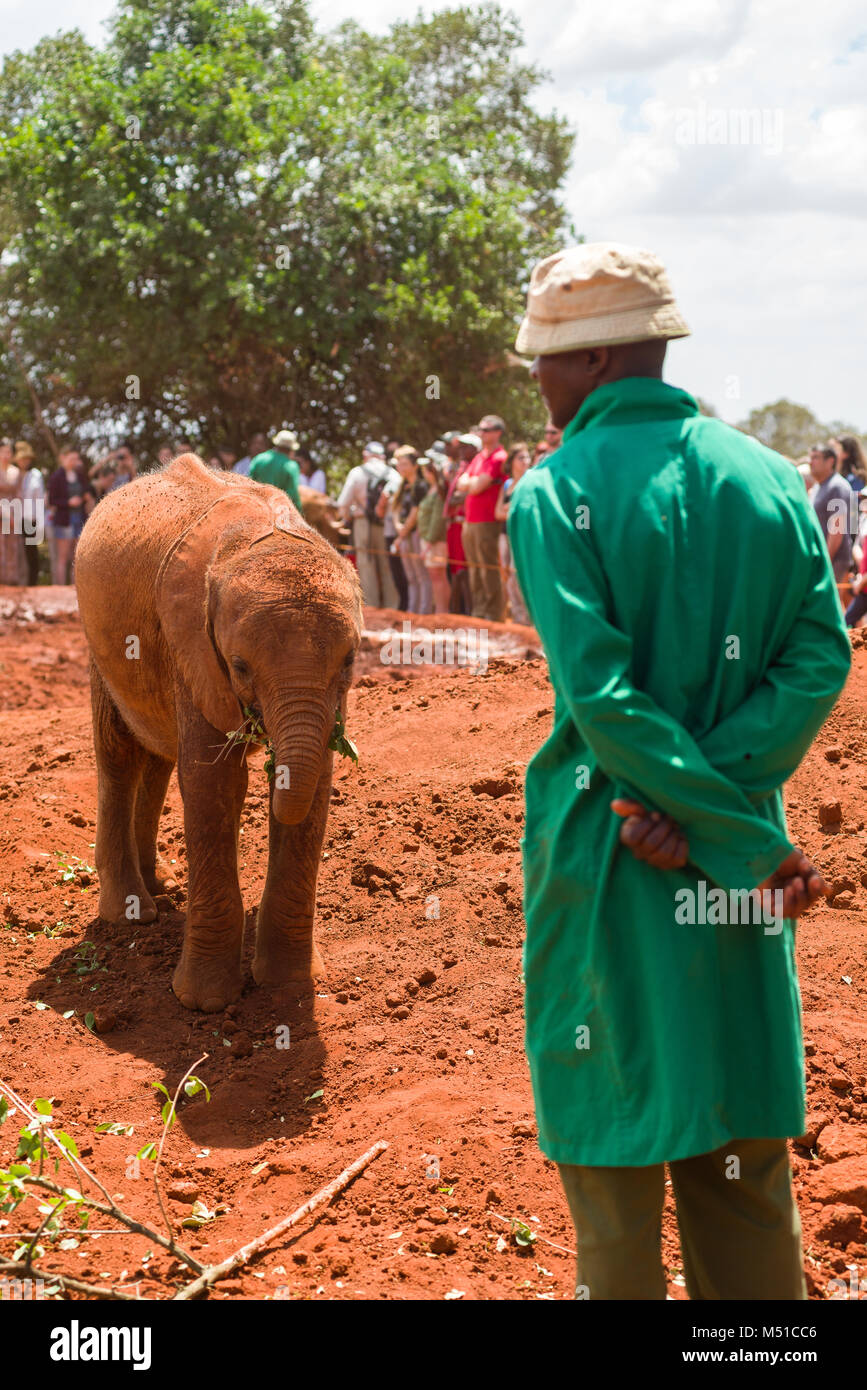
507 243 851 1300
249 429 303 511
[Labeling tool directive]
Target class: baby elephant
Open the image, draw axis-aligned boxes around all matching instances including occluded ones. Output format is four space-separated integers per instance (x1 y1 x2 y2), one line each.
75 454 362 1011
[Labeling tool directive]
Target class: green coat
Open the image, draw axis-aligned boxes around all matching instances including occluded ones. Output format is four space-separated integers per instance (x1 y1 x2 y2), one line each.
507 377 850 1166
248 449 303 511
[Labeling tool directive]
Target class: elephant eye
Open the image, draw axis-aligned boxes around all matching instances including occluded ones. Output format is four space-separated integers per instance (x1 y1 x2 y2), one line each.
231 658 250 677
342 651 355 670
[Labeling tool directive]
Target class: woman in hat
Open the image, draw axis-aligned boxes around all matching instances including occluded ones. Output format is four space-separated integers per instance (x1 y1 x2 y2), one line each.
0 438 25 585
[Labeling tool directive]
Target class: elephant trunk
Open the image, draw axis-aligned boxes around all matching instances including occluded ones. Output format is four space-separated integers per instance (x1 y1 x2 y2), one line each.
261 689 333 826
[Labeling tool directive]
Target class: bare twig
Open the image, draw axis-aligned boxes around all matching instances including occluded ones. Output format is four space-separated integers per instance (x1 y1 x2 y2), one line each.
174 1140 388 1300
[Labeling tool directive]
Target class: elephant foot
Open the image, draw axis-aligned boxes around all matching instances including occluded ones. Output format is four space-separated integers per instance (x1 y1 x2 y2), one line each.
143 853 180 896
98 877 157 926
252 937 324 988
172 952 242 1013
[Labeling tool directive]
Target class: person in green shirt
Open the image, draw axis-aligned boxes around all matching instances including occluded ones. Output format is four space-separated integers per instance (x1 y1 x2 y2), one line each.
507 242 851 1300
248 430 303 511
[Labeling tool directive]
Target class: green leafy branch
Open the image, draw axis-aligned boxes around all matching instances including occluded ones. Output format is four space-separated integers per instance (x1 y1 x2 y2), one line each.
328 708 358 762
0 1063 211 1299
218 705 275 783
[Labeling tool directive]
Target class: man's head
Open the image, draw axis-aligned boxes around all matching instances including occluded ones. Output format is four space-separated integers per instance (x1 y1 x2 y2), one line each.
543 419 562 450
478 415 505 452
442 430 463 460
393 445 419 479
272 430 298 457
809 445 838 484
59 443 82 470
363 441 385 463
248 431 268 457
458 432 481 462
516 242 689 429
114 440 135 473
532 340 669 430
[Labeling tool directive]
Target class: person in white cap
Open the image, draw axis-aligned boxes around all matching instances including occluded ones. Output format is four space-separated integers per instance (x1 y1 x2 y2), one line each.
507 241 851 1300
336 442 400 609
248 429 303 510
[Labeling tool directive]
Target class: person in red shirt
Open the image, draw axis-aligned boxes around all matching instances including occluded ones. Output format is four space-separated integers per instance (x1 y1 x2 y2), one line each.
456 414 508 619
443 433 476 613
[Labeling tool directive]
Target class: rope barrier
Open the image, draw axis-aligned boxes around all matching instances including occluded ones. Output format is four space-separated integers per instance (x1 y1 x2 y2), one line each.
339 533 519 576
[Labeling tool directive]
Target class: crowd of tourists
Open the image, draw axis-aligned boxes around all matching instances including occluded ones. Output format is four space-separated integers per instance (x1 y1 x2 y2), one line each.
332 420 562 621
4 421 864 635
0 420 562 624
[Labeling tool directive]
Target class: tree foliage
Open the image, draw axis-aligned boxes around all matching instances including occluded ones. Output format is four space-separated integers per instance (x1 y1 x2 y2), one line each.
735 398 861 459
0 0 574 462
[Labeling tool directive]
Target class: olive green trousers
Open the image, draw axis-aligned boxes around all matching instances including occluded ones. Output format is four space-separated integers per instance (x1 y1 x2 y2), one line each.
558 1138 806 1300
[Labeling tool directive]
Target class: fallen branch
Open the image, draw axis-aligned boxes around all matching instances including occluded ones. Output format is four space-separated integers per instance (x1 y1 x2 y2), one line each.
174 1139 389 1300
16 1174 203 1273
0 1073 205 1279
0 1257 145 1301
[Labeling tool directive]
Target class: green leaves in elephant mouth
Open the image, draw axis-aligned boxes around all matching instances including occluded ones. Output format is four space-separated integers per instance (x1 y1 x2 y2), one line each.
222 705 276 782
220 705 358 781
328 708 359 763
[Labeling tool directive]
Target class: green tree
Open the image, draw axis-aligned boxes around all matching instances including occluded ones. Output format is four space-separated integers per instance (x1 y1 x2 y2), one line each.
0 0 573 464
736 400 830 458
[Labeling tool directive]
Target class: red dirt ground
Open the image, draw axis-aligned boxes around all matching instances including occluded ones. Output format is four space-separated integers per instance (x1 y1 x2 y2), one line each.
0 587 865 1301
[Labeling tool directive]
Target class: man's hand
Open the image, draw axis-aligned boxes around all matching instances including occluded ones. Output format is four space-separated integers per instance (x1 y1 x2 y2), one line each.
611 798 688 869
758 849 828 918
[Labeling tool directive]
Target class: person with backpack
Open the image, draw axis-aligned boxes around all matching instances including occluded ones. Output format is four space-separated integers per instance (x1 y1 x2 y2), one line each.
337 441 400 608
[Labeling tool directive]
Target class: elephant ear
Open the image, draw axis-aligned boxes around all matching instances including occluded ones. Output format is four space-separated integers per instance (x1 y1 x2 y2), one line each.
156 495 265 735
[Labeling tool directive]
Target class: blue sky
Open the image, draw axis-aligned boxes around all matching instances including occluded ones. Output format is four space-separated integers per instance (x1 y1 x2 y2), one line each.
2 0 864 428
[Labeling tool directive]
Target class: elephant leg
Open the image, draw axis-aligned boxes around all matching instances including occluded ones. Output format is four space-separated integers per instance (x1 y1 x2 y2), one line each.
90 662 157 926
134 752 178 896
252 757 331 987
172 699 247 1012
